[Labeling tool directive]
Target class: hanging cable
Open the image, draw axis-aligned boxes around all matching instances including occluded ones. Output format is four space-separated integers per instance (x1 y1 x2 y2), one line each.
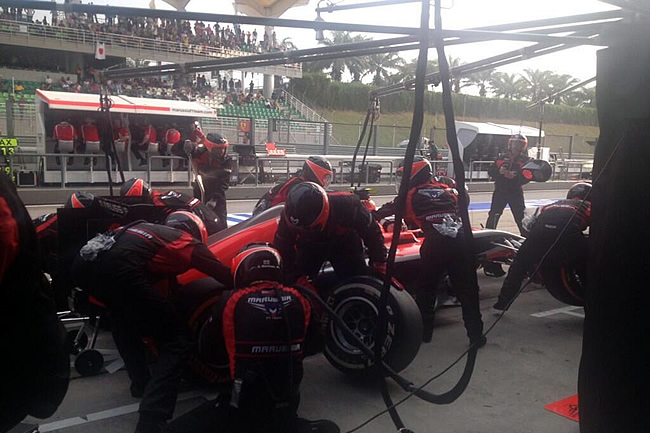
99 90 114 196
345 72 626 433
357 100 377 188
350 101 374 187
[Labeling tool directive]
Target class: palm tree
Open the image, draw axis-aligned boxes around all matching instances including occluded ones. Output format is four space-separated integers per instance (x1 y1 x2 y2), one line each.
281 37 298 51
446 56 466 93
364 52 405 86
390 58 438 84
306 31 370 82
547 73 580 104
519 68 556 101
564 85 596 108
489 72 525 100
464 69 495 97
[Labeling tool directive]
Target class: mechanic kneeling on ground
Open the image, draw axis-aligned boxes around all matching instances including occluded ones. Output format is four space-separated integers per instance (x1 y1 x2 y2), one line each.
252 156 333 215
165 243 338 433
120 177 222 235
374 156 485 346
493 182 591 311
72 211 232 433
274 182 387 284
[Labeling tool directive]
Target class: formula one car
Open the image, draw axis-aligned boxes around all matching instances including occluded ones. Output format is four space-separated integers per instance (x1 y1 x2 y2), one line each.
175 205 525 378
55 196 581 379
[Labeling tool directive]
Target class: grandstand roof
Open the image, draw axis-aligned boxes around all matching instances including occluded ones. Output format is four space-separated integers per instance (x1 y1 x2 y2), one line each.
36 90 216 117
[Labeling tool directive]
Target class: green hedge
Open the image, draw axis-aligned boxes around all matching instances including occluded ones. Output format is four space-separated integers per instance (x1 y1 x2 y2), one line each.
291 73 598 126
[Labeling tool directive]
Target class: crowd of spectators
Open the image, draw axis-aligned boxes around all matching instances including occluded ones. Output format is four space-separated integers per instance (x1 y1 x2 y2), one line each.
1 5 289 55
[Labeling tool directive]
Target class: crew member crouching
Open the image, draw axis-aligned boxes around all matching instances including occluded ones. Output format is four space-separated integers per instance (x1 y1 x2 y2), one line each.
72 211 232 433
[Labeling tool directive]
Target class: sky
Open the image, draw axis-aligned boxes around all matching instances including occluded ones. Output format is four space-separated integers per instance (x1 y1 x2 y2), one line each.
35 0 619 85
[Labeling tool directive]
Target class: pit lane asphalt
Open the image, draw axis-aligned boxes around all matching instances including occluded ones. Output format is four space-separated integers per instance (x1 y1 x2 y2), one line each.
23 190 583 433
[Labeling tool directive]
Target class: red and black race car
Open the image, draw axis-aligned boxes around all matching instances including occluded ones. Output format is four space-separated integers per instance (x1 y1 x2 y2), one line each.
55 196 582 379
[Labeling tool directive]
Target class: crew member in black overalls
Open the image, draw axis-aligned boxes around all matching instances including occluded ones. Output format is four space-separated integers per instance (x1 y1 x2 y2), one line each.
274 182 387 284
72 211 232 433
493 182 591 311
191 132 232 232
486 134 532 235
1 173 69 431
484 134 532 276
120 177 222 235
252 156 333 216
164 243 339 433
375 156 484 345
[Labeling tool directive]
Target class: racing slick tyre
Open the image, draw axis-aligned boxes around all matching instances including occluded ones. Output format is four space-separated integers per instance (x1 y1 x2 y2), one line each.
540 262 585 306
323 276 422 376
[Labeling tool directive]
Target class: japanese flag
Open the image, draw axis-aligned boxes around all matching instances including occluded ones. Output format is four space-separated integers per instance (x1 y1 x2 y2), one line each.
95 42 106 60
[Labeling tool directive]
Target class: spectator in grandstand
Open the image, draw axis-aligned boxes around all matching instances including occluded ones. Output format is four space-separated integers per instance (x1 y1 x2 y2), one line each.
14 82 25 93
60 76 69 90
53 119 77 166
0 78 7 93
43 75 53 91
249 79 254 94
229 77 234 92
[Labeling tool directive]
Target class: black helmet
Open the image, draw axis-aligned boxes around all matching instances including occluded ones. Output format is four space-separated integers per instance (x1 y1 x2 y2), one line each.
231 243 283 289
567 182 591 201
284 182 330 231
165 211 208 243
508 134 528 152
120 178 151 199
396 156 432 190
302 156 333 188
206 132 229 148
65 191 95 209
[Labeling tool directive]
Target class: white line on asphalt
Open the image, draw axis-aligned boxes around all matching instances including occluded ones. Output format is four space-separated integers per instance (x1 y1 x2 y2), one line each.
531 306 585 318
38 390 218 432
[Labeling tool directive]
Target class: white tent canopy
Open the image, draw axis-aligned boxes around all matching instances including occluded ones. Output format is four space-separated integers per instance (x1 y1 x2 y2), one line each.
36 90 216 118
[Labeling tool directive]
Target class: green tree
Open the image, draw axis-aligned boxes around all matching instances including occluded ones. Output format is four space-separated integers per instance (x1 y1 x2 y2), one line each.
564 85 596 108
305 31 370 82
464 69 495 97
519 68 556 101
281 37 298 51
547 73 580 104
489 72 525 100
364 52 405 86
390 57 438 84
446 56 467 93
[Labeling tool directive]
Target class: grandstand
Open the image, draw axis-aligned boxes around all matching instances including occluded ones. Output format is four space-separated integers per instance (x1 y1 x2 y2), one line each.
0 3 350 188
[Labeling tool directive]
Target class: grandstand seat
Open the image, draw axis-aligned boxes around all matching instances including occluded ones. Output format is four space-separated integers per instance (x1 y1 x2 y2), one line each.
57 140 75 153
145 142 160 154
113 140 128 154
85 141 102 154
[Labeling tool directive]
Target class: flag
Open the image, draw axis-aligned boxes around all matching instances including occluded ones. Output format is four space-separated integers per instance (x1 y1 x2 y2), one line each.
95 42 106 60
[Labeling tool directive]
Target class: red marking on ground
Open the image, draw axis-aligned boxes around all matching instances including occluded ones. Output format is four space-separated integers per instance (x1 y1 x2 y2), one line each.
544 394 579 422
